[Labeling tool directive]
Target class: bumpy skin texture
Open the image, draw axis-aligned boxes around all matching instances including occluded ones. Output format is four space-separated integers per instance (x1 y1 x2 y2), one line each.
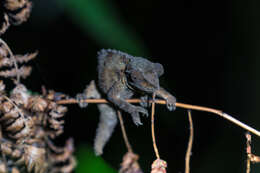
98 49 176 125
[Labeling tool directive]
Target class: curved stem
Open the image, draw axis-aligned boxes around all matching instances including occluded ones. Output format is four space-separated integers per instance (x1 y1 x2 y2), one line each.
0 38 20 83
117 110 133 153
185 110 193 173
151 92 160 159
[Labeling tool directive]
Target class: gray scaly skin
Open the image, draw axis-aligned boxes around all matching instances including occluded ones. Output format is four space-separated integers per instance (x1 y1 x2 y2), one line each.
97 49 176 126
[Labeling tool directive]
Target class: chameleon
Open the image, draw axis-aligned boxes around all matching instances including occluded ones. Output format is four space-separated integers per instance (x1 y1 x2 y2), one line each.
77 49 176 155
97 49 176 126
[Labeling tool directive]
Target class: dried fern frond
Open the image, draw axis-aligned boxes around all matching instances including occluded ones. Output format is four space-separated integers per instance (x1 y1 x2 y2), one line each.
0 66 32 79
0 0 32 34
0 14 10 35
15 52 38 64
0 52 38 68
4 0 28 11
0 80 75 173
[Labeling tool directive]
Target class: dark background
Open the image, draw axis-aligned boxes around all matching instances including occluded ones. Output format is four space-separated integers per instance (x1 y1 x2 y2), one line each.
2 0 260 172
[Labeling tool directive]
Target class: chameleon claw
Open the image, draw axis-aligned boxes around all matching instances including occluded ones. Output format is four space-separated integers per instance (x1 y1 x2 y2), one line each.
76 93 88 108
132 114 143 126
166 96 176 111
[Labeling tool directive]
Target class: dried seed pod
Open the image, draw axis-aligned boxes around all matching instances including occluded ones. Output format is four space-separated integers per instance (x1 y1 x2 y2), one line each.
119 152 143 173
151 159 167 173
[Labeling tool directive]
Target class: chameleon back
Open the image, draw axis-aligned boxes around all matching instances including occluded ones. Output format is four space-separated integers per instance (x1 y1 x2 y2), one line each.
97 49 131 93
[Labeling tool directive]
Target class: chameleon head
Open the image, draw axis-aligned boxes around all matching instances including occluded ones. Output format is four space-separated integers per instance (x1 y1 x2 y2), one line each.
126 57 164 93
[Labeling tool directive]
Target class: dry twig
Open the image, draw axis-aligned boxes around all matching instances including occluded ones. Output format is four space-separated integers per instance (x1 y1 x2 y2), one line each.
151 92 160 159
246 133 251 173
245 132 260 173
185 110 193 173
117 110 133 153
57 98 260 137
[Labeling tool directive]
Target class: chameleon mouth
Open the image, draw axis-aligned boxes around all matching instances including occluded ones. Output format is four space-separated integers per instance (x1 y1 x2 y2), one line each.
130 83 159 93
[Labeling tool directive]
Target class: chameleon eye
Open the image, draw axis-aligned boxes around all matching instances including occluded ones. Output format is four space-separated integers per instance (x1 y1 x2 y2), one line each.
131 71 140 81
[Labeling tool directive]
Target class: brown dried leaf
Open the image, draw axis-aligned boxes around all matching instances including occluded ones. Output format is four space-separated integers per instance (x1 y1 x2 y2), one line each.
151 159 167 173
0 14 10 35
0 57 12 67
23 145 47 173
11 167 20 173
9 117 34 139
0 162 7 173
0 110 19 121
50 138 74 162
8 1 32 25
50 157 76 173
4 0 28 11
0 101 13 113
119 152 143 173
0 39 10 58
5 116 24 132
49 105 67 118
249 154 260 163
0 80 5 93
58 157 76 173
15 52 37 64
0 141 13 155
27 96 48 112
0 66 32 79
11 84 30 106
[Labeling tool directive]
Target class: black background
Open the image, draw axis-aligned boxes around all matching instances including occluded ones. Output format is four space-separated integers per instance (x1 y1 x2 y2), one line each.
2 0 260 172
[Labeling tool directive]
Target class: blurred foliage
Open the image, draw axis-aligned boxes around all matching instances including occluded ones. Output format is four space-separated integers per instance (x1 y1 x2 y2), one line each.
57 0 147 55
75 145 116 173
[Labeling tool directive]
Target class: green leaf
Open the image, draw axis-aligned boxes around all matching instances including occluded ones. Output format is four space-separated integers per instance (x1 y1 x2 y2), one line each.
75 145 117 173
57 0 147 55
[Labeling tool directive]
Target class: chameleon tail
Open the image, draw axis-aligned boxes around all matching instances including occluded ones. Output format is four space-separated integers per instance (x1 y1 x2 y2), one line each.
94 104 117 155
76 80 118 156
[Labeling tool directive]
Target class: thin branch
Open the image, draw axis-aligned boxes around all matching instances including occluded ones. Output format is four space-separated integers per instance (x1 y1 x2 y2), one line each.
56 98 260 137
117 110 133 153
185 110 193 173
151 92 160 159
246 133 251 173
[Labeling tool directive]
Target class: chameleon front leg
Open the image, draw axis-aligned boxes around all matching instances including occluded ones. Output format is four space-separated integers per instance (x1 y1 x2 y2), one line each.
156 87 176 111
107 82 148 125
